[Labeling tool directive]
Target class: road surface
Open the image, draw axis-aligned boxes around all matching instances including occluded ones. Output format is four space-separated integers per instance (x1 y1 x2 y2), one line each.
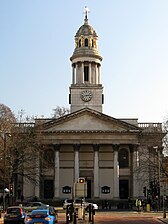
57 211 165 223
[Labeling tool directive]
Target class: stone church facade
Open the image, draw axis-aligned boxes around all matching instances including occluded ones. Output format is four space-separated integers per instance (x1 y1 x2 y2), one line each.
23 12 164 202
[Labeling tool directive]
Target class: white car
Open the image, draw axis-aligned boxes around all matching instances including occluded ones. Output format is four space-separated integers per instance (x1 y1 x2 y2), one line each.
63 199 74 209
84 202 98 211
63 198 98 211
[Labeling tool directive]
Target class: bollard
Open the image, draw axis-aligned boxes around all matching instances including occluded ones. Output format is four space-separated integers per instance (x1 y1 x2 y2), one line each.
88 204 92 222
73 211 77 224
66 206 69 224
91 205 95 224
163 209 166 219
69 203 73 222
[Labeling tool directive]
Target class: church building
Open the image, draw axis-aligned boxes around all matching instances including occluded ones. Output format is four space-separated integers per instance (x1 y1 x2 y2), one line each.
23 9 164 202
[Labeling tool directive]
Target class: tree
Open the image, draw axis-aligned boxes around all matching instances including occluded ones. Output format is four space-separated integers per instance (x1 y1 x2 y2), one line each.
134 139 168 199
0 104 42 200
52 106 70 118
0 103 16 131
163 117 168 156
9 123 43 198
0 104 16 192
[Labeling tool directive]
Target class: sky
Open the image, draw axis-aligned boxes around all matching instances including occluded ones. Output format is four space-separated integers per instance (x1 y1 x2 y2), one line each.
0 0 168 123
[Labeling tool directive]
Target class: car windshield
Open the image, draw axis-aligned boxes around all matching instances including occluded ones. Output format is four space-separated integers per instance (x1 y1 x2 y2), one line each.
7 208 21 214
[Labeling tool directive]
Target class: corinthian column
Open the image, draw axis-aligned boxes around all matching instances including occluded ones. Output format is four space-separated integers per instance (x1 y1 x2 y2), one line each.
130 144 139 197
112 144 119 199
74 144 80 182
53 144 60 199
93 144 99 198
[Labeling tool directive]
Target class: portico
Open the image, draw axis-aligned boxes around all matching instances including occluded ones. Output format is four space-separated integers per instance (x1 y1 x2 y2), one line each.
33 108 142 200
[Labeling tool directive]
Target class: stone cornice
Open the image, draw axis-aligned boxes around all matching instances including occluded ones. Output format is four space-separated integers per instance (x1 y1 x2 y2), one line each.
38 130 139 134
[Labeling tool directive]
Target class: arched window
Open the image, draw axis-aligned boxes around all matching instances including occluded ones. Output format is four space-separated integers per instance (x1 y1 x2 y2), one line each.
85 38 88 47
92 39 94 47
118 148 129 168
79 39 81 47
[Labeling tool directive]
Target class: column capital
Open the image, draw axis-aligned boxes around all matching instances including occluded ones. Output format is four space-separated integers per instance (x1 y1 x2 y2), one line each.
73 144 80 151
129 144 139 153
53 144 61 151
112 144 120 151
93 144 100 151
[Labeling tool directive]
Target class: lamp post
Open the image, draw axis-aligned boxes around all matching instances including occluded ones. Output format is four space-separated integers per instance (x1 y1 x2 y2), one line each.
0 131 11 210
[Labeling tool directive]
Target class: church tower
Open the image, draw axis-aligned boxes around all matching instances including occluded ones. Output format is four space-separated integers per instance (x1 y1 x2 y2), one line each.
69 7 104 113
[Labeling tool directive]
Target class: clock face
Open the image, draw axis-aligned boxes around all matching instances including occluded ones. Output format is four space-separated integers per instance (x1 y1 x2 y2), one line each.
81 90 92 102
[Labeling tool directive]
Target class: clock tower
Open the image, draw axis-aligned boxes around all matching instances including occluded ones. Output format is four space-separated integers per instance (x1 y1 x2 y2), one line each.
69 8 104 113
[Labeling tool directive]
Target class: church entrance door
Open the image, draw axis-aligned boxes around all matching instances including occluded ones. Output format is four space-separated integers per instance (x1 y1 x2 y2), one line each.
119 180 129 199
44 179 54 199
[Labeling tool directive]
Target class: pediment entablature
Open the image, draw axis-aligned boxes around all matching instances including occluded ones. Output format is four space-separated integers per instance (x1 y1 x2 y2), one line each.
36 108 141 133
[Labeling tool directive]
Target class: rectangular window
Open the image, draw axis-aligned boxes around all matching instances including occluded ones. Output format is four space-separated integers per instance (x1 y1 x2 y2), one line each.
84 66 89 82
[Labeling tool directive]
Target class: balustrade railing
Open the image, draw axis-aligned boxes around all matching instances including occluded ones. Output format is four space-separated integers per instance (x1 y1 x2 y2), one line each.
138 123 162 132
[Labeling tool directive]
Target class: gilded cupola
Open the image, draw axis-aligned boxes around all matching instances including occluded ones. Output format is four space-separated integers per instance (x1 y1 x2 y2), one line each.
70 7 102 61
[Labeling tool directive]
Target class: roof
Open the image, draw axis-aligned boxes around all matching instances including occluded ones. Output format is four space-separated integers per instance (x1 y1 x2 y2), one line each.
75 18 98 38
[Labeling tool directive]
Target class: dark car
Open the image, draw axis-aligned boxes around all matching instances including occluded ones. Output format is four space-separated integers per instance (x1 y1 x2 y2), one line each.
26 209 57 224
4 206 27 224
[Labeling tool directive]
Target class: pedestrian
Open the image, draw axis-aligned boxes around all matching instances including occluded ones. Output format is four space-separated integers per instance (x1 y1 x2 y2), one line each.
142 199 146 211
135 199 142 212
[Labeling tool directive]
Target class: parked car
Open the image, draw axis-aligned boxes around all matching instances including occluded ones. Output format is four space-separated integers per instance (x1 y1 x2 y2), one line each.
26 209 57 224
63 199 74 209
4 206 27 224
85 202 98 211
63 198 98 211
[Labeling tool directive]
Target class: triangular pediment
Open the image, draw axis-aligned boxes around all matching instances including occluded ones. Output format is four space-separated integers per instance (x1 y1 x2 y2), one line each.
37 108 141 133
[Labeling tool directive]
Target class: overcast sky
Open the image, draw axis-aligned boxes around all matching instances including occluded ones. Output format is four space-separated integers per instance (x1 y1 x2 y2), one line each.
0 0 168 122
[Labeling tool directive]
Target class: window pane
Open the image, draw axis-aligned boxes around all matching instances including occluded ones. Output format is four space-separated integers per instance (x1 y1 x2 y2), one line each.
119 149 129 168
84 66 89 81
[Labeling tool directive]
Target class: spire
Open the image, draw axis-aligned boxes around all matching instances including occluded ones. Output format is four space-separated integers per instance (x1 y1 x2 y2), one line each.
83 6 90 24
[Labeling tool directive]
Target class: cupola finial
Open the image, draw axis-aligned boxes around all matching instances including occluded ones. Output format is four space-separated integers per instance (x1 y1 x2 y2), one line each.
83 6 90 23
